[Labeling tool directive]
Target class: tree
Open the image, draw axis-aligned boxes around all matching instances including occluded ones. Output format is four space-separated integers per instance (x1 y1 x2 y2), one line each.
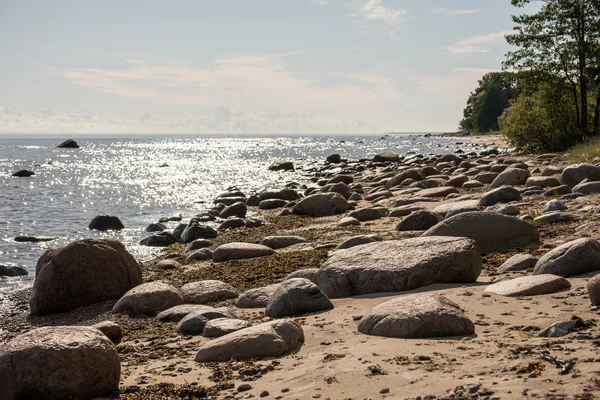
505 0 600 136
459 72 519 132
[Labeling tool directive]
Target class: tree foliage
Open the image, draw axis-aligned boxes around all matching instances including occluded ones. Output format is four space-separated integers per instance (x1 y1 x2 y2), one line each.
459 72 519 133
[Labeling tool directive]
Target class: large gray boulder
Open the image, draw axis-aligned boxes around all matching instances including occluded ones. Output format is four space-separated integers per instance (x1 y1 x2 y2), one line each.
497 253 538 272
29 239 142 315
490 168 530 189
318 236 482 298
561 163 600 188
357 294 474 338
292 193 349 217
572 181 600 195
260 235 307 249
235 284 280 308
180 280 238 304
484 275 571 297
0 326 120 400
265 278 333 318
213 242 275 262
195 320 304 362
112 282 184 314
479 186 521 207
533 238 600 277
423 212 539 253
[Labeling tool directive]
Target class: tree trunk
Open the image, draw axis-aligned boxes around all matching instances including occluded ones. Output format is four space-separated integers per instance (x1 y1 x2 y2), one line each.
594 92 600 135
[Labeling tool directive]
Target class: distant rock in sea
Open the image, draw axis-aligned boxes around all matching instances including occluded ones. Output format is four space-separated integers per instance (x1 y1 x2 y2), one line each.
57 139 80 148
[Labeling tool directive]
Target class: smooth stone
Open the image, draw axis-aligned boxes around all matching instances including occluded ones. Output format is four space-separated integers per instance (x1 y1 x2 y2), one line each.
218 218 245 231
203 318 252 338
0 264 28 276
389 205 424 218
319 236 482 298
57 139 80 148
423 211 540 253
92 321 123 344
490 168 530 189
268 161 294 171
542 200 567 213
338 216 360 226
0 326 120 400
219 202 247 219
140 231 178 247
180 280 238 304
479 186 521 207
587 274 600 305
358 294 474 338
474 172 499 184
213 242 275 262
533 238 600 277
154 259 181 270
259 199 288 209
258 188 301 202
235 284 280 308
572 181 600 195
525 176 560 187
186 248 214 261
395 210 441 231
497 254 538 272
29 239 142 315
112 282 184 315
560 163 600 188
180 222 218 243
88 214 124 231
544 185 571 196
538 320 577 338
285 268 319 285
185 239 213 252
487 203 520 216
534 212 583 224
462 180 484 189
432 200 480 218
386 169 424 189
348 207 388 222
176 307 236 335
260 235 307 249
265 278 333 318
157 304 215 322
195 320 304 362
334 234 381 251
292 193 349 217
417 186 458 198
11 169 35 177
484 274 570 297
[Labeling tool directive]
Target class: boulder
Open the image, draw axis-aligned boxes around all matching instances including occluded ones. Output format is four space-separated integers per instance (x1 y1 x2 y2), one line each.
0 264 28 276
348 207 388 221
213 242 275 262
11 169 35 177
285 268 319 285
483 274 570 297
446 175 469 188
473 172 499 184
490 168 530 189
292 193 349 217
462 180 484 189
203 318 252 338
560 163 600 188
186 248 213 261
497 254 537 272
195 320 304 362
572 181 600 195
92 321 123 344
328 175 353 185
338 216 360 226
112 282 184 314
88 214 124 231
525 176 560 188
357 294 474 338
538 320 577 338
389 205 424 218
265 278 333 318
544 185 571 196
259 199 287 209
186 239 213 252
180 222 218 243
423 212 539 253
29 239 142 315
432 200 480 218
534 212 583 224
258 188 301 202
146 223 167 232
326 154 341 163
57 139 80 148
157 304 216 322
334 234 381 251
385 169 423 189
587 274 600 305
542 200 567 213
236 284 280 308
154 259 181 270
0 326 120 400
395 210 441 231
260 235 307 249
327 182 352 199
140 231 178 247
373 152 400 162
268 161 294 171
219 202 247 219
417 186 458 198
181 280 238 304
176 308 237 335
479 186 521 207
218 218 245 231
319 236 482 298
533 238 600 277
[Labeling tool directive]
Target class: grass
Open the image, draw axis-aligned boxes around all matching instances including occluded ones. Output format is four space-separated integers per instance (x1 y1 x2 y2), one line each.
565 136 600 162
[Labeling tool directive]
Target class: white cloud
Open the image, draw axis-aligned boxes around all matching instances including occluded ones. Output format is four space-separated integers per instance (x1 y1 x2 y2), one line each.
432 8 480 16
0 106 388 134
447 30 512 54
350 0 408 39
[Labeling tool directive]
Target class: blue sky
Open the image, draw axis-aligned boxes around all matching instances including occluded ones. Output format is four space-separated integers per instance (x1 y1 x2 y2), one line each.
0 0 537 134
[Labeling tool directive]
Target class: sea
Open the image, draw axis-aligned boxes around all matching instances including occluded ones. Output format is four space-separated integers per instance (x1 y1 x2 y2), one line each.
0 133 483 300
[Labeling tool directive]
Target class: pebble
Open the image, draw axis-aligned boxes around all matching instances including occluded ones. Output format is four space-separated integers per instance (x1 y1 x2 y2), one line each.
238 383 252 392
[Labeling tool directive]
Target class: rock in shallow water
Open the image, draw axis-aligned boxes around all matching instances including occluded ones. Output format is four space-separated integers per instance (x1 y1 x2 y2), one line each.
88 214 124 231
319 236 482 298
0 264 28 276
195 320 304 362
358 294 474 338
0 326 120 400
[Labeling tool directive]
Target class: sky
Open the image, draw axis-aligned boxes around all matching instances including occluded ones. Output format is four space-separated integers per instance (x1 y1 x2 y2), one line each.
0 0 538 135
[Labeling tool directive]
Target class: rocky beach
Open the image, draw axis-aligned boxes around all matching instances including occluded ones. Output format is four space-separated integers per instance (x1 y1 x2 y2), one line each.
2 134 600 400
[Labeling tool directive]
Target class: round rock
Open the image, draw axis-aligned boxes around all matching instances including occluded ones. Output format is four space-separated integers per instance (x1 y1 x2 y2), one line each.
181 280 238 304
213 242 275 262
265 278 334 318
112 282 184 315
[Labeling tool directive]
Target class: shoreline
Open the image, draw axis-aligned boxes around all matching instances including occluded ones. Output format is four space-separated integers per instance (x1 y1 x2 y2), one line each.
2 138 600 400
